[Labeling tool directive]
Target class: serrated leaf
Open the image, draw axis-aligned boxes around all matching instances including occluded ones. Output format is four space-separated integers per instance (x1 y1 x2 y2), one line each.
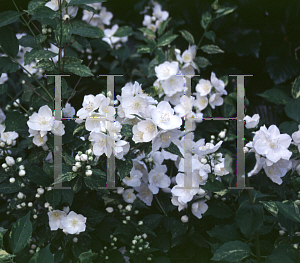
54 171 77 184
35 34 47 44
0 11 23 28
179 30 195 44
9 212 32 254
156 34 178 47
292 76 300 99
0 27 19 58
201 11 212 30
164 142 184 158
138 27 156 37
114 26 134 37
284 97 300 122
200 44 224 54
24 49 57 65
64 63 93 77
194 56 212 69
211 241 251 262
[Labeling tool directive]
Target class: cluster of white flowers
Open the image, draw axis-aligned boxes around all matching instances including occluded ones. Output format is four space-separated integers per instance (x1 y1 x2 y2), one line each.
75 93 130 159
27 105 65 148
245 117 296 185
72 149 94 176
48 206 87 235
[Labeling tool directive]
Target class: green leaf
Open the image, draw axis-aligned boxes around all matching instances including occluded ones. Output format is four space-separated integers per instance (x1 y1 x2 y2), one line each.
285 97 300 122
116 156 133 180
200 44 224 54
70 26 104 38
27 165 52 187
29 244 54 263
114 26 134 37
64 63 93 77
211 240 251 262
153 256 171 263
76 4 97 13
235 202 264 239
258 88 291 105
201 11 212 30
84 169 106 190
28 0 46 11
205 202 233 218
215 6 237 18
4 111 28 138
266 56 300 85
78 250 98 263
157 17 171 36
24 49 57 65
0 57 19 74
54 171 77 184
164 142 184 158
138 27 156 37
67 0 107 6
0 250 15 261
0 26 19 58
28 6 59 19
275 201 300 223
204 31 216 43
55 23 72 47
36 59 55 71
0 180 23 194
207 225 240 243
194 56 212 69
0 11 23 28
9 212 32 254
35 34 47 44
0 84 8 95
45 189 61 208
143 214 164 230
156 34 178 47
121 124 133 137
279 121 299 136
179 30 195 44
136 45 152 54
292 76 300 99
202 178 226 192
19 35 39 48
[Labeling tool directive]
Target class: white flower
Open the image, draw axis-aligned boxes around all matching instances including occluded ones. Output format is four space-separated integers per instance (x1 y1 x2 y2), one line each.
121 96 148 119
193 139 222 156
161 75 185 97
61 211 87 234
152 2 169 21
32 132 48 146
99 7 113 25
62 103 75 118
171 196 187 211
5 156 15 166
152 129 182 152
193 93 208 111
134 182 153 206
191 200 208 219
209 93 224 109
253 125 292 163
45 0 78 18
181 215 189 223
171 173 200 204
123 169 143 187
148 164 170 194
214 159 229 176
0 73 8 85
244 114 260 129
142 15 152 26
196 79 212 97
89 131 115 157
102 24 121 48
122 189 136 203
150 101 182 130
135 119 158 142
48 210 67 231
27 105 54 133
77 94 104 119
210 72 227 95
98 97 115 121
106 207 114 213
51 121 65 136
155 61 179 81
114 140 130 159
0 108 6 123
174 95 195 118
0 124 19 144
263 159 292 185
292 125 300 151
85 112 104 132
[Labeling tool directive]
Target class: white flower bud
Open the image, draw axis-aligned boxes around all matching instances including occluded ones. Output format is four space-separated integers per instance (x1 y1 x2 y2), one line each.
17 192 25 199
75 162 81 168
16 204 21 209
142 233 147 239
88 156 93 161
19 165 25 170
28 202 33 207
126 216 130 221
86 149 93 155
117 187 124 194
85 170 92 176
181 215 189 223
31 244 36 249
16 157 22 163
86 165 91 170
205 195 210 201
33 215 37 219
44 202 49 208
21 183 25 187
80 154 88 162
243 147 249 153
118 204 123 209
106 207 114 213
123 220 127 224
279 230 285 236
35 193 40 198
21 202 26 207
5 156 15 166
63 14 70 20
9 178 15 183
75 155 81 162
219 130 226 139
200 158 207 164
78 151 82 156
0 142 5 147
2 163 7 169
29 250 35 254
19 170 26 176
42 28 47 34
113 237 117 242
211 135 215 139
138 221 143 225
125 205 132 211
37 188 44 195
73 237 78 243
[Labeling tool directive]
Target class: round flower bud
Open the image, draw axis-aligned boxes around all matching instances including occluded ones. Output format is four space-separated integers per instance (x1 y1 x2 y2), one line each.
21 183 25 188
138 247 143 251
117 187 124 194
205 195 210 201
80 154 88 162
28 202 33 207
44 202 49 208
42 28 47 34
110 242 114 246
19 170 26 176
16 204 21 209
21 202 26 207
123 220 127 224
147 257 152 261
200 158 207 164
103 246 107 250
47 28 52 33
75 155 81 162
118 204 123 210
72 166 78 172
134 210 139 215
113 237 117 242
0 142 5 147
86 149 93 155
214 194 219 199
33 215 37 219
17 192 25 199
125 205 132 211
35 194 40 198
86 165 91 170
29 250 34 254
37 188 44 195
219 130 226 138
78 151 82 156
243 147 249 153
211 135 215 139
16 157 22 163
9 177 15 183
181 215 189 223
138 221 143 226
63 14 70 20
75 162 81 168
88 156 93 161
279 230 285 236
106 207 114 213
2 163 7 169
5 156 15 166
130 250 135 254
31 244 36 249
126 216 130 221
85 170 92 176
73 237 78 243
19 165 25 170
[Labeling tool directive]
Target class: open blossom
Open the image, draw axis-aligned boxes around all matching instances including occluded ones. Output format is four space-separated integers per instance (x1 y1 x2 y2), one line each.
193 139 222 156
122 189 136 203
292 125 300 151
77 94 104 119
121 96 148 119
152 2 169 21
123 169 143 187
161 75 185 97
27 105 54 135
152 129 182 152
62 103 75 118
253 125 292 163
263 159 292 185
48 210 67 231
0 124 18 145
174 95 195 118
135 119 158 142
134 182 153 206
61 211 87 234
155 61 179 81
191 200 208 219
196 79 212 97
244 114 260 129
148 164 170 194
210 72 227 95
209 93 224 109
89 131 115 157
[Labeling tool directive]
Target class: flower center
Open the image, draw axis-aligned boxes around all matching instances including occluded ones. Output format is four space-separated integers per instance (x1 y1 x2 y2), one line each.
160 113 170 123
52 212 60 220
71 219 78 227
145 123 155 133
161 133 170 143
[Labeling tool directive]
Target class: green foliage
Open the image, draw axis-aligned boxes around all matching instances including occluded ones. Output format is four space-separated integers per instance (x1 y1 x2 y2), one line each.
0 11 23 28
0 27 19 58
284 97 300 122
29 244 54 263
258 87 291 105
200 45 224 54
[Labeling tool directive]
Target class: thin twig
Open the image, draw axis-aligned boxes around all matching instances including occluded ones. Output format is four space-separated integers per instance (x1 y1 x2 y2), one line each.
86 13 95 27
5 92 30 114
154 195 168 217
24 12 42 34
65 60 93 106
17 72 49 102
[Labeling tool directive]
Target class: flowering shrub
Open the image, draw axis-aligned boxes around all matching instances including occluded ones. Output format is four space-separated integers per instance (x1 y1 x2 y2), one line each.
0 0 300 262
